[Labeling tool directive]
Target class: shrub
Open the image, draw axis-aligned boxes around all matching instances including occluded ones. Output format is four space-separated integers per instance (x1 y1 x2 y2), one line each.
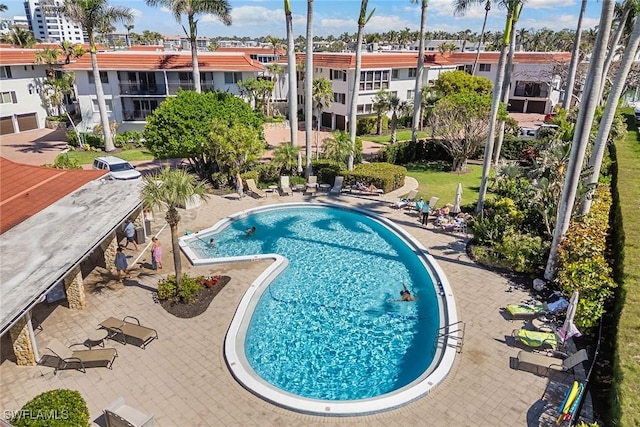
471 198 524 246
378 139 451 164
255 162 281 183
311 159 341 184
157 275 178 301
240 170 259 187
115 130 144 148
9 389 90 427
556 186 617 329
66 131 79 147
356 116 388 135
46 115 68 122
494 232 548 274
47 154 81 170
177 274 201 304
342 162 406 193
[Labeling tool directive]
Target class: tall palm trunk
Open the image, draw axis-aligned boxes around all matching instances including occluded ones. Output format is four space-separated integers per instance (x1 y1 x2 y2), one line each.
348 0 369 171
476 8 517 214
563 0 587 108
493 16 519 166
91 48 113 151
305 0 314 178
284 0 298 169
188 15 201 93
579 12 640 216
599 6 631 102
544 1 615 280
411 0 428 144
472 0 491 75
167 210 182 285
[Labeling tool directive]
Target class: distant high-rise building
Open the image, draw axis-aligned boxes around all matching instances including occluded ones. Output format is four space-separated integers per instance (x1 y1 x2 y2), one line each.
23 0 86 44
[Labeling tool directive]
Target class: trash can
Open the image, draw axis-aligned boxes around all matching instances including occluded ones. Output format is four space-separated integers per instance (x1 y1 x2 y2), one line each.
135 226 146 244
144 219 151 236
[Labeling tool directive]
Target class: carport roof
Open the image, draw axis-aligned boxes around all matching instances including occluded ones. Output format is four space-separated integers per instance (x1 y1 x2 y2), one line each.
0 167 143 335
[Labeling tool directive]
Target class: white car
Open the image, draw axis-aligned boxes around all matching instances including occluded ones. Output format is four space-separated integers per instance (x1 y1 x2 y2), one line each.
92 156 142 180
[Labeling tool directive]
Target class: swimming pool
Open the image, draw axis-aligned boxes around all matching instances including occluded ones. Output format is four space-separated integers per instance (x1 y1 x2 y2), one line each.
180 203 458 415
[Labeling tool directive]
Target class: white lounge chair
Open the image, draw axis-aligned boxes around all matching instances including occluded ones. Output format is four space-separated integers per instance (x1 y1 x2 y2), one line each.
392 189 418 209
330 176 344 194
279 176 293 196
305 176 318 196
246 179 266 198
104 396 154 427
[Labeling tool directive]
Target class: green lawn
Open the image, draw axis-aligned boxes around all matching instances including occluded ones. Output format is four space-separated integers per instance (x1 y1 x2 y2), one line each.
612 112 640 427
61 148 155 165
364 130 429 143
403 162 485 209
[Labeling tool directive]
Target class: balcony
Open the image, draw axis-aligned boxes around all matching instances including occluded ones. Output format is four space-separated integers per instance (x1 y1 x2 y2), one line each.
167 81 215 95
119 83 166 96
122 110 155 121
514 84 549 98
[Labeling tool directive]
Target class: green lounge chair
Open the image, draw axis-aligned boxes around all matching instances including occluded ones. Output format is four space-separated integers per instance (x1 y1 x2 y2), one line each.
513 328 558 349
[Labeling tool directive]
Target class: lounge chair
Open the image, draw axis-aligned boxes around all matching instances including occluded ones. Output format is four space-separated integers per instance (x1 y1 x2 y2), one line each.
45 338 118 374
513 328 558 349
350 181 384 195
305 175 318 196
330 176 344 194
427 196 440 215
246 179 266 199
392 189 418 209
505 294 570 320
104 396 154 427
279 176 293 196
99 316 158 349
515 349 588 377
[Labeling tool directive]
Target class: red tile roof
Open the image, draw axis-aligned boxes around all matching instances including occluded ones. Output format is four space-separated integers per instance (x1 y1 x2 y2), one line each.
217 46 286 56
61 51 265 72
450 51 572 64
0 44 98 65
0 158 106 234
279 52 459 69
128 45 165 52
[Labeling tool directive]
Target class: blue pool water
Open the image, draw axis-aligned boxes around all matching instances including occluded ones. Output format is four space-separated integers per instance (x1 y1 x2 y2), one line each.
191 206 440 401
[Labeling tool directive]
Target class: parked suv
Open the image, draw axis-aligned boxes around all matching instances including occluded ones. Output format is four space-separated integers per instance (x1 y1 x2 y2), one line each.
92 156 141 180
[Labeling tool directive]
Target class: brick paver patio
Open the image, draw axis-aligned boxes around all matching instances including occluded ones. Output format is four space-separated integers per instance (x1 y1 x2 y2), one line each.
0 181 588 426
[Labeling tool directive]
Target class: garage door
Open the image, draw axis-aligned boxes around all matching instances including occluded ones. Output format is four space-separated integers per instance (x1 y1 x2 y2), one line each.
17 113 38 132
526 101 547 114
0 116 15 135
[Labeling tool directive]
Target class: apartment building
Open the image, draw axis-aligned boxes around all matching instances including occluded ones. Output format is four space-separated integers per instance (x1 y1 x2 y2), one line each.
451 52 572 114
0 47 53 135
23 0 86 44
274 52 459 131
61 50 265 132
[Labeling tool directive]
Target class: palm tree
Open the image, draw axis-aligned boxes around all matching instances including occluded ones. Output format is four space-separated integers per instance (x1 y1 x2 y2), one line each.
265 35 281 57
544 1 615 280
348 0 374 170
475 0 524 215
146 0 231 93
61 0 133 152
284 0 299 171
389 95 408 144
273 143 299 175
322 130 352 167
59 40 85 64
563 0 587 108
266 63 285 111
43 71 75 116
411 0 428 145
304 0 314 177
0 3 7 12
141 168 210 288
0 27 37 47
579 11 640 216
312 77 332 159
125 23 134 47
35 47 61 79
372 89 391 135
454 0 490 73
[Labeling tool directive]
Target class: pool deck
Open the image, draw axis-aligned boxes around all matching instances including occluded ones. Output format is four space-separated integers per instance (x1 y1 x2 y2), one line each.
0 179 590 426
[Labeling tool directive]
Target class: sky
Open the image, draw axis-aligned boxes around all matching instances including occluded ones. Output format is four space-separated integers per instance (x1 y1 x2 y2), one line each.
2 0 603 39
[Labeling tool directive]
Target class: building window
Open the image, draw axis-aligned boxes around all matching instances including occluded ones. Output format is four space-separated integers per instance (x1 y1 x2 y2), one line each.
356 103 372 114
0 91 18 104
91 98 113 112
391 69 398 79
224 72 242 84
359 70 389 91
331 70 346 81
479 63 491 72
408 68 417 78
407 90 415 99
514 81 548 98
0 66 11 79
333 92 345 104
88 71 109 84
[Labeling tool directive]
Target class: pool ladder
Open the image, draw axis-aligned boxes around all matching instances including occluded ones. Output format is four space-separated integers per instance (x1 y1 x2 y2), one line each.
436 321 465 354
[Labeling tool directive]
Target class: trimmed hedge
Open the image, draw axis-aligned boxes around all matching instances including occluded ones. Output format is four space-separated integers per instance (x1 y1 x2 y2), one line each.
342 162 406 193
10 389 90 427
357 116 389 135
378 139 451 164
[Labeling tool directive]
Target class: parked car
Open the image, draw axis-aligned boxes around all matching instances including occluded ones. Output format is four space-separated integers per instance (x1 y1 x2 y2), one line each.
92 156 141 180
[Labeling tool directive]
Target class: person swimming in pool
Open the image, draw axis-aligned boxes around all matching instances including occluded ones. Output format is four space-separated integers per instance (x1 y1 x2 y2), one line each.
245 226 256 236
389 283 418 302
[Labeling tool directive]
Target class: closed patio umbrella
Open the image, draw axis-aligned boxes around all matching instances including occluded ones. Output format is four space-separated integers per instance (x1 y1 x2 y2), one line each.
452 183 462 214
297 151 303 173
557 290 581 344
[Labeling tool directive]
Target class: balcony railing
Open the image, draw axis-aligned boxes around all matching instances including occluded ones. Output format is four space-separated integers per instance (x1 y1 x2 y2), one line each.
119 83 166 96
122 110 155 121
167 81 215 95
